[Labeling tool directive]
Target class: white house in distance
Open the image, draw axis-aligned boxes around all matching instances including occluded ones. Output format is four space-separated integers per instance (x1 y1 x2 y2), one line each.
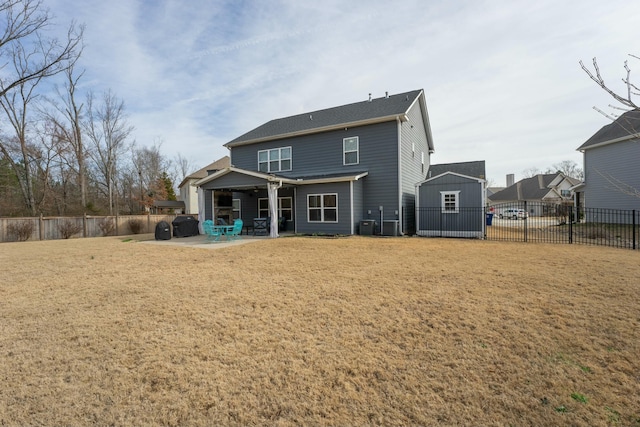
178 156 230 215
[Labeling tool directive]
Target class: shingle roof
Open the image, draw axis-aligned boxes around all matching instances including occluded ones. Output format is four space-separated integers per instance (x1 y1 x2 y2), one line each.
427 161 486 180
490 174 558 201
578 109 640 150
226 90 425 146
178 156 230 188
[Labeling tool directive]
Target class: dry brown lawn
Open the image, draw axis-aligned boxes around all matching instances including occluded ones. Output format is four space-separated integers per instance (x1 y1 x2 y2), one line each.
0 235 638 426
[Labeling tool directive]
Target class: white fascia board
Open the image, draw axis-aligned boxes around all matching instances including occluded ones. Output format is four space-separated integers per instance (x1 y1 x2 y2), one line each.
578 133 640 152
194 167 297 187
296 172 369 185
225 116 408 148
417 171 485 186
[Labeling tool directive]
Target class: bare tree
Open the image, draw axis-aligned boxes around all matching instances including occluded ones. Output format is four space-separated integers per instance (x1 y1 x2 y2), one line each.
45 64 89 211
0 0 83 98
84 90 134 215
550 160 583 181
521 167 541 179
0 51 46 215
580 54 639 115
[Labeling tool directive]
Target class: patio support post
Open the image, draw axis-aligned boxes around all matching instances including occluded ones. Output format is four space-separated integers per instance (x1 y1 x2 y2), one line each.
268 181 282 238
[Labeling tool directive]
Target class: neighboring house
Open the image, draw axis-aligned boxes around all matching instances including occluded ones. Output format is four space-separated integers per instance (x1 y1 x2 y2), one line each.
575 109 640 212
178 156 230 215
195 90 435 236
416 161 486 238
489 173 580 216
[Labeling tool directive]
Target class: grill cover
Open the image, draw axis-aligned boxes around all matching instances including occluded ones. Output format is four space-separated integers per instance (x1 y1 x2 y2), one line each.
171 215 199 237
155 221 171 240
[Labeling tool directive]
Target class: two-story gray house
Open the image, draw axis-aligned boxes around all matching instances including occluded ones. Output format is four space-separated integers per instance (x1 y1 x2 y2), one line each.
195 89 435 236
575 109 640 213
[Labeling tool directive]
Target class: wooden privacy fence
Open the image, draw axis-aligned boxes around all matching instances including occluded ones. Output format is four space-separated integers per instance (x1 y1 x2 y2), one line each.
0 214 197 243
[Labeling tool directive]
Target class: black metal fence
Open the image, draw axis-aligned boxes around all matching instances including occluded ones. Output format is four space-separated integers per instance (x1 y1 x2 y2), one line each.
416 202 639 250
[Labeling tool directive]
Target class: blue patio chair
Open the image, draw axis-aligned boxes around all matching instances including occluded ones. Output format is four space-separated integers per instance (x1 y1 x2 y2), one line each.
202 219 223 243
225 219 243 241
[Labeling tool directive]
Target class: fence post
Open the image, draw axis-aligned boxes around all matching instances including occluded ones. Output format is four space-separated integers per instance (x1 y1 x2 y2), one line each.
115 214 119 236
83 213 88 238
39 214 44 241
523 201 528 242
634 210 636 250
569 206 573 244
147 214 151 233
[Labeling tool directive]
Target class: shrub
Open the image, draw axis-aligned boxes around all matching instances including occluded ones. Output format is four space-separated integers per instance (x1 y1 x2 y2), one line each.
7 221 34 242
58 220 82 239
128 219 144 234
98 218 115 236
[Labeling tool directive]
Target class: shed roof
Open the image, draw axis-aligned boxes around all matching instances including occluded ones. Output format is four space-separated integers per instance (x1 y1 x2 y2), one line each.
427 160 486 179
225 90 433 150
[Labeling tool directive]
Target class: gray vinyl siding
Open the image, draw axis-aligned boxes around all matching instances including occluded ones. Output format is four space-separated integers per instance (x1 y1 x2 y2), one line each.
231 120 400 222
295 182 353 235
400 101 431 233
583 139 640 211
352 179 364 232
418 175 483 208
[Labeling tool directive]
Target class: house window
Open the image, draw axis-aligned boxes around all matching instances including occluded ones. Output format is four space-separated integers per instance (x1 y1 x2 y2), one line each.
441 191 460 213
258 197 292 220
343 137 359 165
258 147 291 173
308 193 338 222
232 199 241 219
561 189 571 198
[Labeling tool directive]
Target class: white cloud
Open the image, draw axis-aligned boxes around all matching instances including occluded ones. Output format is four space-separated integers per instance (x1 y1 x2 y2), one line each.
43 0 640 185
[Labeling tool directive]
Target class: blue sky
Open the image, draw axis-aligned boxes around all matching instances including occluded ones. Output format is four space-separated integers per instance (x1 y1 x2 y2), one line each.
46 0 639 185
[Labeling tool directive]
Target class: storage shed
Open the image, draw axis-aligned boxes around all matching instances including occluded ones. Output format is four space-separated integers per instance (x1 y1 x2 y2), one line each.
416 161 486 238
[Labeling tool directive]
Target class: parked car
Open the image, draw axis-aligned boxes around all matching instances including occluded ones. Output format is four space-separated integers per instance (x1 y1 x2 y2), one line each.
499 208 528 220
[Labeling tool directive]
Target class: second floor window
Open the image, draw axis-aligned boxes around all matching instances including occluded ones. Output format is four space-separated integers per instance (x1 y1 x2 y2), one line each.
258 147 291 173
343 137 359 165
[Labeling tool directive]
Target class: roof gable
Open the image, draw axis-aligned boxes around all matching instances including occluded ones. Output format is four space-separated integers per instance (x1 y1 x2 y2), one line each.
578 109 640 151
427 160 486 180
226 90 427 147
178 156 230 188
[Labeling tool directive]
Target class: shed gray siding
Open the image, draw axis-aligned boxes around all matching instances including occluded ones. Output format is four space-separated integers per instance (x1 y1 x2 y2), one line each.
583 138 640 211
294 182 355 235
419 175 483 207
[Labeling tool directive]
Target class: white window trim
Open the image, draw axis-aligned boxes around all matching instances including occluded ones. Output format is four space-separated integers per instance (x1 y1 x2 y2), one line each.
258 196 292 219
343 136 359 166
258 146 292 173
440 191 460 214
307 193 338 223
